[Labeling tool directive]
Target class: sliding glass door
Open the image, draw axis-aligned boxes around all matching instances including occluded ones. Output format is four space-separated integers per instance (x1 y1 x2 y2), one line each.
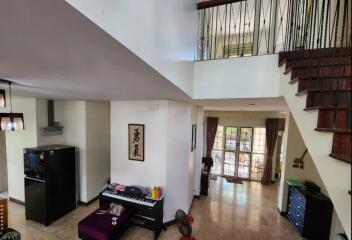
211 126 266 181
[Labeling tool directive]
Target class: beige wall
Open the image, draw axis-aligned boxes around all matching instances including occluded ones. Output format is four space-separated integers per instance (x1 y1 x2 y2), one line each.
3 98 110 203
204 110 286 127
85 101 110 201
0 132 7 193
4 97 38 201
204 110 286 179
36 99 110 203
278 113 344 240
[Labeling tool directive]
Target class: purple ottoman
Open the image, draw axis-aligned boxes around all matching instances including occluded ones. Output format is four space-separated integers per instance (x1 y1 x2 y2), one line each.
78 205 133 240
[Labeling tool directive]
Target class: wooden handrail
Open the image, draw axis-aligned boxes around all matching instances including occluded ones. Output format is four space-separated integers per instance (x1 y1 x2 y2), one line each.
197 0 244 10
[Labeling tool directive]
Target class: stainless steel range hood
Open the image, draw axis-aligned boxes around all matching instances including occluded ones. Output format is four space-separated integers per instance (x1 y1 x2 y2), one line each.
40 100 63 136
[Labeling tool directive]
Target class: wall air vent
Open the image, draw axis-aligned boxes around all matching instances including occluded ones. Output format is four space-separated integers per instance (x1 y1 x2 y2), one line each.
40 100 64 136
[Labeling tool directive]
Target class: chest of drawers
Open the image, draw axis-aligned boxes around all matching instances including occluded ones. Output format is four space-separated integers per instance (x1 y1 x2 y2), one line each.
287 185 333 240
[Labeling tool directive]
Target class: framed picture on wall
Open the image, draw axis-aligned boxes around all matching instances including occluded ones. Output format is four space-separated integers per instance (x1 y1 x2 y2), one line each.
191 124 197 152
128 124 145 161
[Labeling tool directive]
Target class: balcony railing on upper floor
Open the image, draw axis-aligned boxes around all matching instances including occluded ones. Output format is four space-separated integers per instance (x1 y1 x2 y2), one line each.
196 0 351 61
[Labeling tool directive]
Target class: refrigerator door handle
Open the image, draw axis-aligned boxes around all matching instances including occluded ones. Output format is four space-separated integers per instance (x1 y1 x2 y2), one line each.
25 176 46 183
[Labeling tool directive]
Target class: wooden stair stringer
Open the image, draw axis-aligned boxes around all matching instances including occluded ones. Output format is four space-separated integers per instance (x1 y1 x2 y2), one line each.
279 63 352 238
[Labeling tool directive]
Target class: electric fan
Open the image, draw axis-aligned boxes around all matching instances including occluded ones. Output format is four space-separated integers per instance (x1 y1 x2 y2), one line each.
175 209 196 240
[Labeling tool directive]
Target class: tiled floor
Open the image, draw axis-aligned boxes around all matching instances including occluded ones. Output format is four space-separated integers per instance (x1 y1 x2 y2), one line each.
7 178 299 239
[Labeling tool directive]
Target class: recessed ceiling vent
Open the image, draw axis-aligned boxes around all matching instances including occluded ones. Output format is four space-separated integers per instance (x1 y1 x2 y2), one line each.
40 100 63 136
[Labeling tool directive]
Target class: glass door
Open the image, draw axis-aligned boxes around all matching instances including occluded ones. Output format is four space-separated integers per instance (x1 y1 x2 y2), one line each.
211 126 224 175
237 127 253 179
251 128 266 180
210 126 266 181
223 127 237 176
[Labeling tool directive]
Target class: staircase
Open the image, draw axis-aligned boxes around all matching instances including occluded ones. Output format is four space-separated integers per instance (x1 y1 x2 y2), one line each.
279 47 352 238
279 47 352 163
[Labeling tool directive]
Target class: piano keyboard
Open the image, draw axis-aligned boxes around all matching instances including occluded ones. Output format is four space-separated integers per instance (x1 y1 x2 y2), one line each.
102 191 156 207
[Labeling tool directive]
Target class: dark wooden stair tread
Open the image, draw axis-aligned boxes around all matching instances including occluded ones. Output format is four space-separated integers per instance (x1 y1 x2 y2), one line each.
315 128 351 133
296 89 352 96
304 106 349 111
279 47 352 63
280 47 352 164
329 153 351 163
279 57 352 67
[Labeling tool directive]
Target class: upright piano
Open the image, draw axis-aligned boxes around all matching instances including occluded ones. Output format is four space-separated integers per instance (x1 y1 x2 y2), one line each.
99 189 164 240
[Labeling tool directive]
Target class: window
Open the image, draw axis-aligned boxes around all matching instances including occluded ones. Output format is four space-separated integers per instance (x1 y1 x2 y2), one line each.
211 126 266 181
225 127 237 150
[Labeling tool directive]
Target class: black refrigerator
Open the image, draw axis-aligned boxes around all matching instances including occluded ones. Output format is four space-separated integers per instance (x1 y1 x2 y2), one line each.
24 145 76 226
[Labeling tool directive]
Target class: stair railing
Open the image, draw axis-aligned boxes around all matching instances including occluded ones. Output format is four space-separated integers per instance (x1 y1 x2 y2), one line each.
196 0 351 60
280 0 351 132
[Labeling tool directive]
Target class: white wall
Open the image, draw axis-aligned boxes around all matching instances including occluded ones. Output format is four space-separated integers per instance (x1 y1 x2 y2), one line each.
85 101 110 201
194 106 204 196
4 97 38 202
166 101 192 220
110 100 194 222
193 55 280 99
110 101 168 188
65 0 197 97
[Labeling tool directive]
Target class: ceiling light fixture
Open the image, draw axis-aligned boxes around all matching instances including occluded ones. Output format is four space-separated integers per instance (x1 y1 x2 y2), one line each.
0 89 5 107
0 79 25 131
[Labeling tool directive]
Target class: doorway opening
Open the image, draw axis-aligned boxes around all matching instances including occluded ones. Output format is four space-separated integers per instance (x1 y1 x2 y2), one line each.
210 125 284 182
211 126 266 180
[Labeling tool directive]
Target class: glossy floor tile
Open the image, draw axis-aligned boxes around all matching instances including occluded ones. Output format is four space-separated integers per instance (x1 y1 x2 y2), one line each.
7 178 299 239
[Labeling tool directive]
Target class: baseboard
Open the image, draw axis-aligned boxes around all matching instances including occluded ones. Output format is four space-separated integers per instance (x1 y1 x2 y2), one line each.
277 207 287 217
9 197 25 206
163 219 176 227
78 195 99 206
188 195 198 214
164 196 198 228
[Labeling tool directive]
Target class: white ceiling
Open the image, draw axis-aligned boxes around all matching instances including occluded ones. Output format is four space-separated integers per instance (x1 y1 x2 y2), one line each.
0 0 190 101
0 0 289 114
194 97 289 112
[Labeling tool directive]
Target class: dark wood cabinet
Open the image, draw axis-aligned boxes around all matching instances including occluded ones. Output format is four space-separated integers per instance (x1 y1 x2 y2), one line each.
200 172 210 196
287 181 333 240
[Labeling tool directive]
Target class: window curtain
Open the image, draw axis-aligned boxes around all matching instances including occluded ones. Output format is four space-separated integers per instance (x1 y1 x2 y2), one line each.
206 117 219 158
261 118 279 185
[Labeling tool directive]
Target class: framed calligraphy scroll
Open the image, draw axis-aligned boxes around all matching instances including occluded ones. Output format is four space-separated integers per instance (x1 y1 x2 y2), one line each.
128 124 145 161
